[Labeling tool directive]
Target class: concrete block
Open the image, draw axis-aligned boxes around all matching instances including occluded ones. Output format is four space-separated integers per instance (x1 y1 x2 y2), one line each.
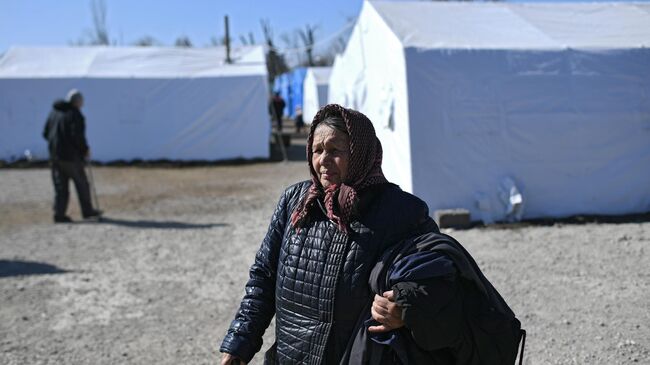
435 209 471 229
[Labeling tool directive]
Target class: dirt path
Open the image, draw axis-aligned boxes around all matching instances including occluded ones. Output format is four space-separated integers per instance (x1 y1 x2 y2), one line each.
1 163 648 364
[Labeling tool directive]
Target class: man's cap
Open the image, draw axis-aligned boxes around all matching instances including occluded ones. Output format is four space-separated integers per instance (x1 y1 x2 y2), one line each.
66 89 83 103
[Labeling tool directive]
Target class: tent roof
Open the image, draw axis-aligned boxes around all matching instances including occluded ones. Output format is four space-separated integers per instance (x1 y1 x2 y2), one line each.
0 46 266 78
369 1 650 49
307 67 332 85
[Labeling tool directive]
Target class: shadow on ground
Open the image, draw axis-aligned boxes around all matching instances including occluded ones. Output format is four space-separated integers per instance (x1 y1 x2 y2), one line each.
87 217 227 229
0 260 68 278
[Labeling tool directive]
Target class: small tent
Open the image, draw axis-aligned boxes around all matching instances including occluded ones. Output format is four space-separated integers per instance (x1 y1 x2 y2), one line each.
302 67 332 124
332 1 650 222
0 46 269 162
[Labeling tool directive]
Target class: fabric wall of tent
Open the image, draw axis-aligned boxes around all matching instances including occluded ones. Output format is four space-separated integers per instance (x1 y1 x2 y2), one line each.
272 67 307 119
332 1 650 223
302 67 332 124
289 68 307 118
0 46 269 162
328 55 345 105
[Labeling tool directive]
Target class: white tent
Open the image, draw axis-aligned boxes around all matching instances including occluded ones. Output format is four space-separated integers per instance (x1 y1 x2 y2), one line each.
328 55 345 105
0 46 269 162
302 67 332 123
332 1 650 222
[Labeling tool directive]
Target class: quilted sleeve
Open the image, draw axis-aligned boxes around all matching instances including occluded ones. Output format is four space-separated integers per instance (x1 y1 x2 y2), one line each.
220 186 295 363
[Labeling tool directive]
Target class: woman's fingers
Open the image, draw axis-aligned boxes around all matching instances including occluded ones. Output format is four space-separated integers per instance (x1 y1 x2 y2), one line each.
370 305 397 332
371 302 384 321
370 291 404 332
221 353 246 365
372 299 390 316
383 290 395 301
372 301 391 319
373 293 399 314
367 323 390 333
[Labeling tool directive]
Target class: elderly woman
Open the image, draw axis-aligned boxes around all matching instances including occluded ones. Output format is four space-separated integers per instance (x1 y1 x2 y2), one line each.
220 105 522 364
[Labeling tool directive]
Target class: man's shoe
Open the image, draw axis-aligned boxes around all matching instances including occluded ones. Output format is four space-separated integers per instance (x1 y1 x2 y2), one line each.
83 210 103 220
54 215 73 223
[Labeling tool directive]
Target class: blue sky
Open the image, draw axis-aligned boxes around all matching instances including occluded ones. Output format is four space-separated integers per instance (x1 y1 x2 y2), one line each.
0 0 363 54
1 0 647 56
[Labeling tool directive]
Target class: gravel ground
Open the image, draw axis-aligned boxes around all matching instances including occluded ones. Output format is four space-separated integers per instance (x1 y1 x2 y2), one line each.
1 160 648 364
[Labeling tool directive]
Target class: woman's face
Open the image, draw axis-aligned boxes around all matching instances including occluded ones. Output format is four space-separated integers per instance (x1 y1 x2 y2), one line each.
311 125 350 188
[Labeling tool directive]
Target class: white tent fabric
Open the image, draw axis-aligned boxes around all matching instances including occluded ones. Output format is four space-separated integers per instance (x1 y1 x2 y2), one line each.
0 46 265 78
329 1 650 222
328 55 345 105
302 67 332 123
0 46 269 161
373 2 650 49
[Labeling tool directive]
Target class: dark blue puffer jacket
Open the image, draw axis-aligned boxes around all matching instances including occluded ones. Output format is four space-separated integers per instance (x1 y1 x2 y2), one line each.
220 180 438 364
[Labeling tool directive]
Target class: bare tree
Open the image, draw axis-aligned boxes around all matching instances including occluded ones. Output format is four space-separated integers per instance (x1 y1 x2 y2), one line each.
174 36 193 47
71 0 111 45
279 24 322 67
280 31 302 66
297 24 318 67
261 19 289 82
133 36 158 47
260 19 274 46
280 32 299 48
239 32 256 46
210 36 226 46
88 0 110 45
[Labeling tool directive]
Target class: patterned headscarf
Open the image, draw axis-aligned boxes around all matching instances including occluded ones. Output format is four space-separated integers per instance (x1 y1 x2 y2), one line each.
290 104 388 232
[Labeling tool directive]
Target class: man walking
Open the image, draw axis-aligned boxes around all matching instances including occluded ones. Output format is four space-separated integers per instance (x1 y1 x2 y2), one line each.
269 92 286 132
42 89 102 223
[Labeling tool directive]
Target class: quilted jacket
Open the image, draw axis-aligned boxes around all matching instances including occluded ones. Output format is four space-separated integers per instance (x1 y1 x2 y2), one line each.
220 180 438 364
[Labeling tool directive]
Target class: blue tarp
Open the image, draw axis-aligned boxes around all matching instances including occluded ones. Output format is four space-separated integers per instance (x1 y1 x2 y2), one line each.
289 68 307 118
272 73 291 116
272 67 307 118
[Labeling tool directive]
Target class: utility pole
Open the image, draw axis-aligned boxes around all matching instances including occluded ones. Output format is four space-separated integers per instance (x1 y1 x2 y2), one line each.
224 15 232 64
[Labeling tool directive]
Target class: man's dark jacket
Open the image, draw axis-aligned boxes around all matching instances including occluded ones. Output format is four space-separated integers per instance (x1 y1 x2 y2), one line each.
269 96 286 122
220 181 440 364
42 100 89 161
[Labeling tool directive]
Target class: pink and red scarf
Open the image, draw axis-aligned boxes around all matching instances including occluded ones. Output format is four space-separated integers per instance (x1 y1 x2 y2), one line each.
290 104 388 232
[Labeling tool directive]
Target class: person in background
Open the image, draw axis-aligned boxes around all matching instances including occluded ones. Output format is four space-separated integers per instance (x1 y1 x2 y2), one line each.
42 89 102 223
269 92 286 133
294 105 305 135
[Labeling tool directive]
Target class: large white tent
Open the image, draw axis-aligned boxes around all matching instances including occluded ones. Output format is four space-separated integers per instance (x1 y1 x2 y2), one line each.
302 67 332 124
0 46 269 162
331 1 650 222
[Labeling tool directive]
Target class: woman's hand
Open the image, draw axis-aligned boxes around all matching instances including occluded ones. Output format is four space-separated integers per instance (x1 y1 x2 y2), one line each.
368 290 404 333
221 353 246 365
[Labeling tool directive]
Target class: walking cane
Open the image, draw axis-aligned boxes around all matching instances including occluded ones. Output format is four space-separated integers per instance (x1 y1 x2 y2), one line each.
86 158 101 212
